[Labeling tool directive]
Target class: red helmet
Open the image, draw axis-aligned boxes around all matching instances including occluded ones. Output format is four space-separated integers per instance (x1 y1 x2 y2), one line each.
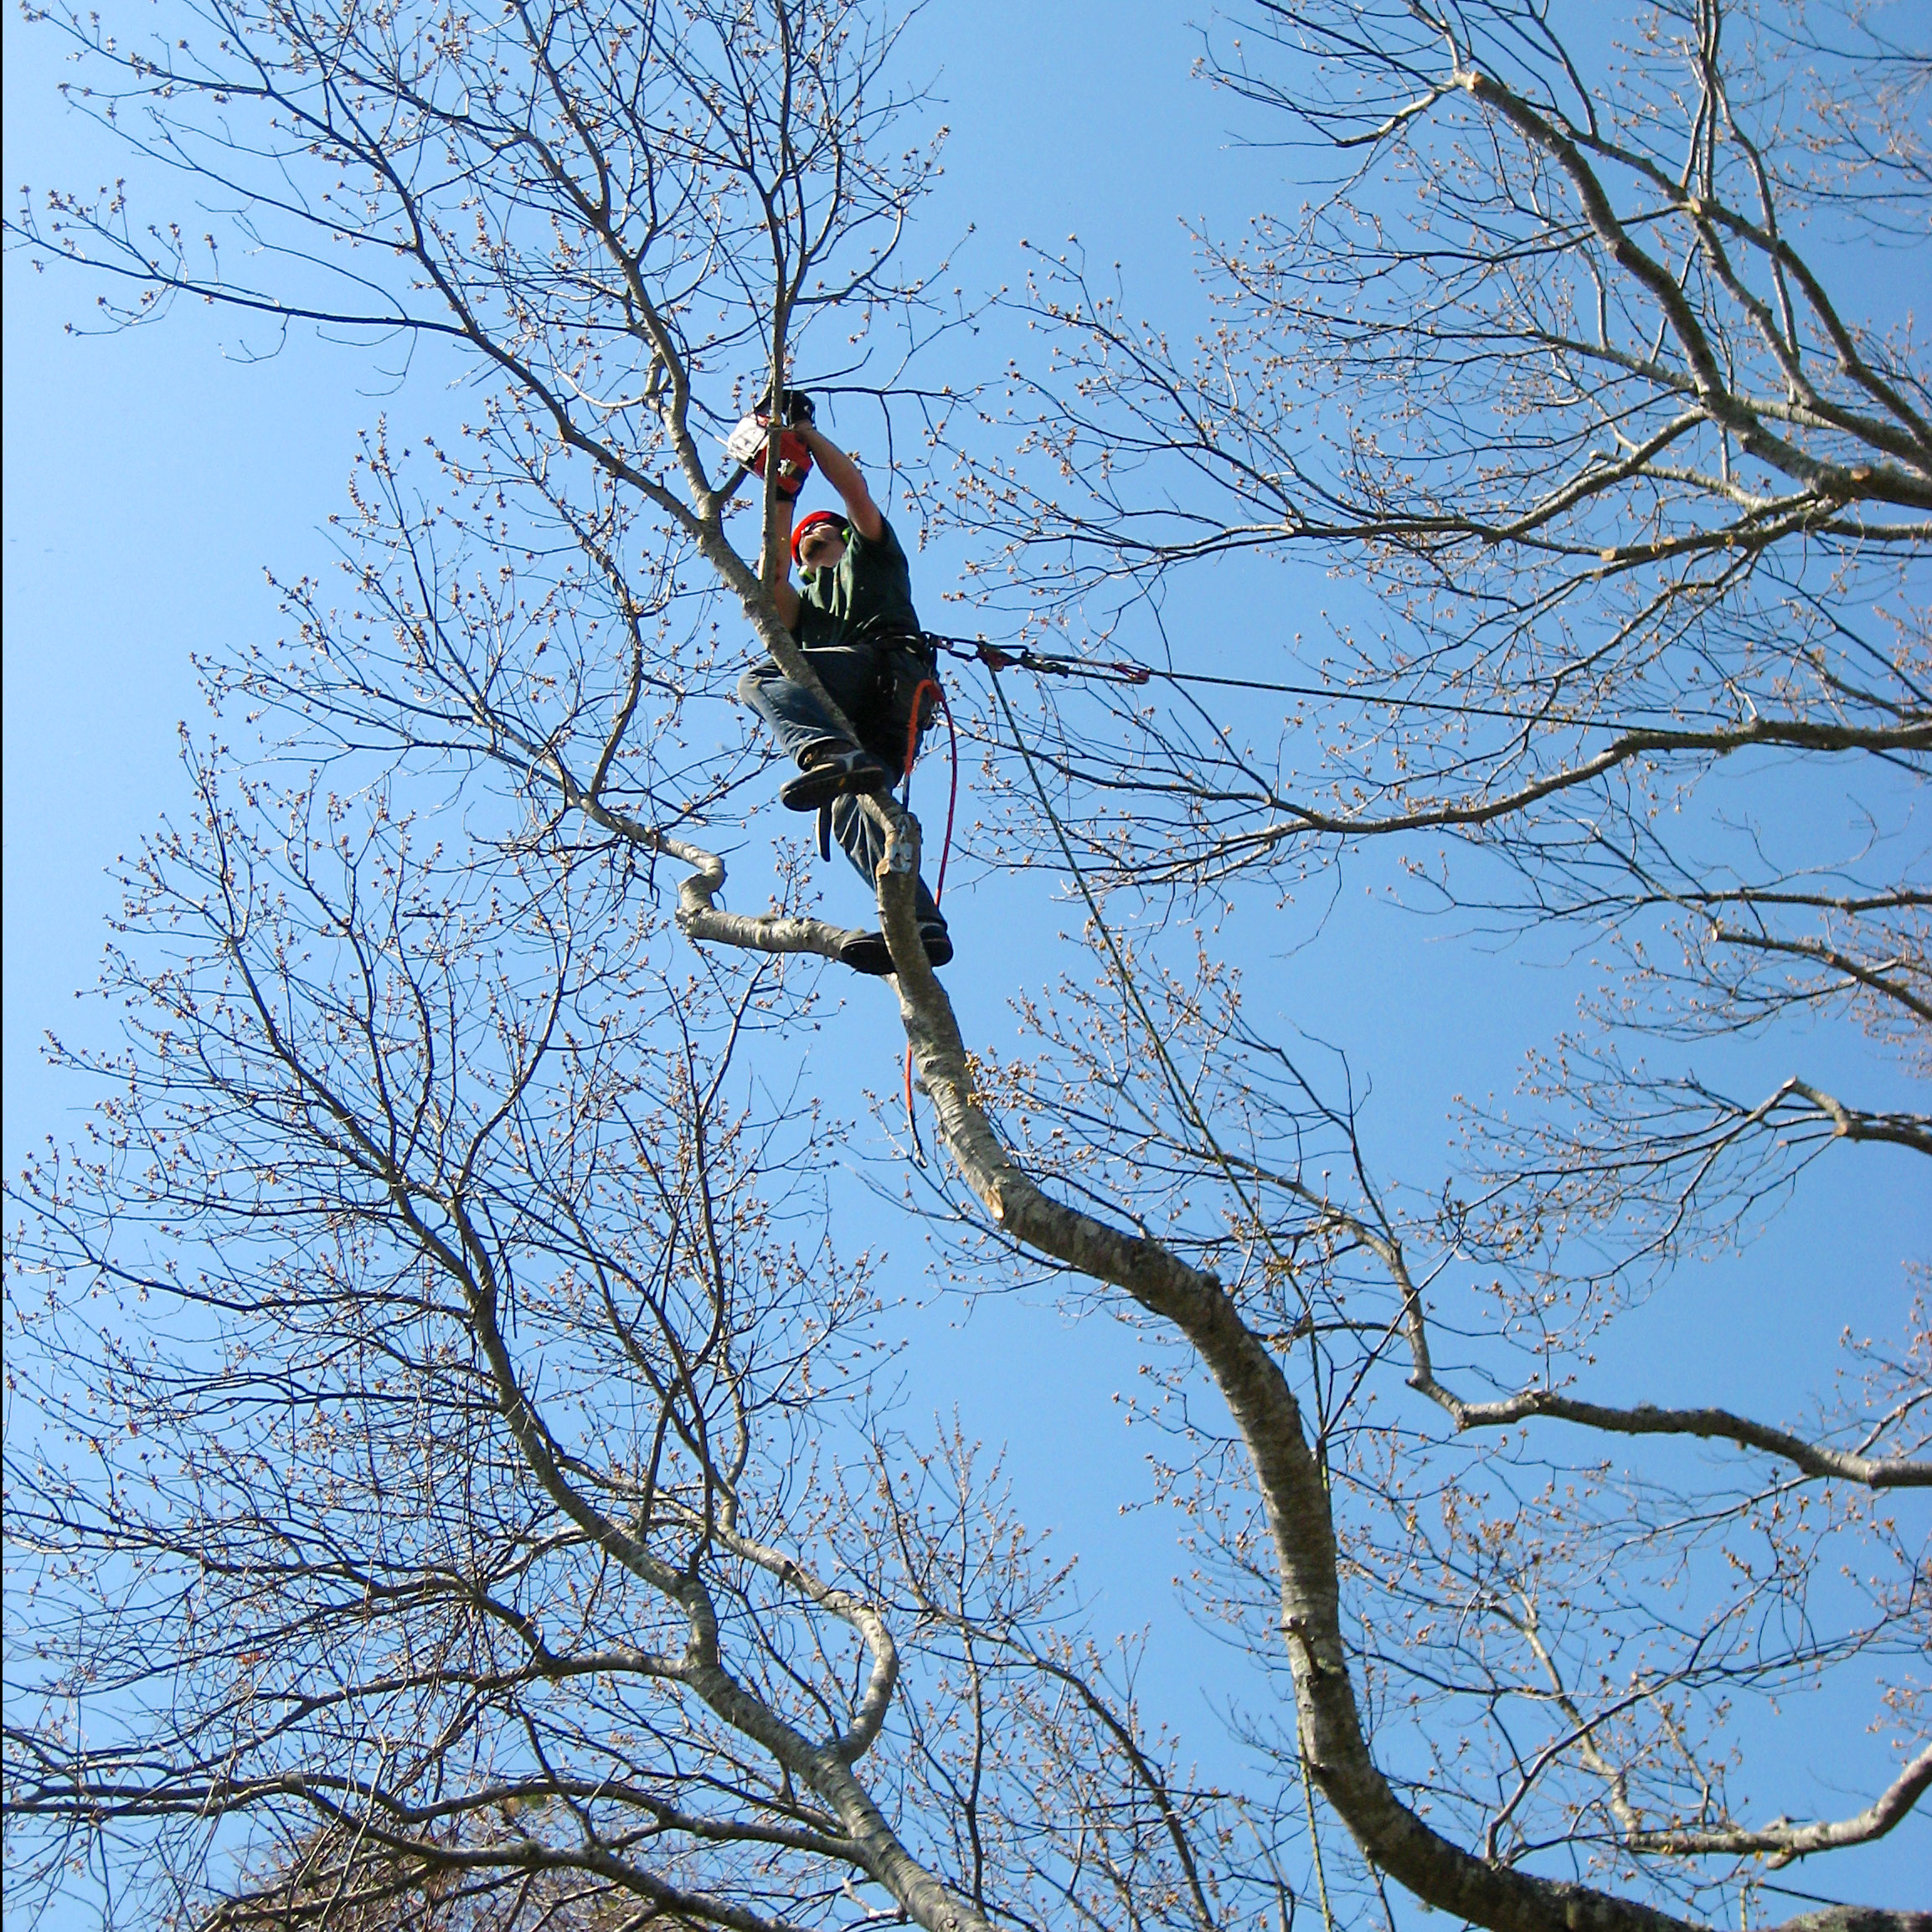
791 509 847 565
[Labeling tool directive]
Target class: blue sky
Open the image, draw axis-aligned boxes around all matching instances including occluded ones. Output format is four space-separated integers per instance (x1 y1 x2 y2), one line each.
5 0 1927 1920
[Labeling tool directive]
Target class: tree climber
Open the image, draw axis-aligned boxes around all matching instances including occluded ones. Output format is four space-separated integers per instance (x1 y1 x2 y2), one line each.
731 393 952 976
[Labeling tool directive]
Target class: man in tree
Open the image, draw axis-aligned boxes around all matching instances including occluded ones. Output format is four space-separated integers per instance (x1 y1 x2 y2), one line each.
731 394 953 976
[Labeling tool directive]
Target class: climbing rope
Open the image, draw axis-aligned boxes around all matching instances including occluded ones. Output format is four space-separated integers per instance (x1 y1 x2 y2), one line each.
924 630 1713 729
924 633 1151 688
898 672 960 1164
890 625 1522 1160
900 674 960 907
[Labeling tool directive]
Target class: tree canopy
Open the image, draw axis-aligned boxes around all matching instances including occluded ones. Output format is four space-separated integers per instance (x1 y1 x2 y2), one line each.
6 3 1927 1929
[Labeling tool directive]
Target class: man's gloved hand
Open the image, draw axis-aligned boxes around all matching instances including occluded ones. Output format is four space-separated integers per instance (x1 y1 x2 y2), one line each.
752 383 815 426
726 411 813 498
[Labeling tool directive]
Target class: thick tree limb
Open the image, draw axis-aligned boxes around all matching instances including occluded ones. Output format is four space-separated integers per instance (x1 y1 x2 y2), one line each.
660 804 1932 1930
657 832 867 966
1417 1385 1932 1490
1627 1744 1932 1868
1183 1141 1929 1494
671 827 1708 1932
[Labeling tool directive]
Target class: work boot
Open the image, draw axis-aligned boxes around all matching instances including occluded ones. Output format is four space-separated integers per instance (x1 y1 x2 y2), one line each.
778 742 893 812
838 925 954 976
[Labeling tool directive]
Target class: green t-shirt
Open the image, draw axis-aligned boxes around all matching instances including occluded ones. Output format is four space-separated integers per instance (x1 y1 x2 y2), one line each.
795 517 922 651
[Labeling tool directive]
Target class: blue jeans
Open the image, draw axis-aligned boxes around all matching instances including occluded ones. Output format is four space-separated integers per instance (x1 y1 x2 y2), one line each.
739 646 945 931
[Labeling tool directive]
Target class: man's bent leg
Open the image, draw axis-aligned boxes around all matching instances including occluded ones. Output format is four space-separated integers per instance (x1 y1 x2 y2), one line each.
737 660 843 765
738 644 884 765
741 644 949 968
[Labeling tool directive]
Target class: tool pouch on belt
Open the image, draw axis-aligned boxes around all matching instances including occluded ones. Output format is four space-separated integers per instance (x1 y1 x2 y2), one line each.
863 632 940 773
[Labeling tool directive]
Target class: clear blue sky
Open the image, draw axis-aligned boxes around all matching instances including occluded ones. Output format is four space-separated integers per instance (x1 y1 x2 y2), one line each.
5 1 1925 1919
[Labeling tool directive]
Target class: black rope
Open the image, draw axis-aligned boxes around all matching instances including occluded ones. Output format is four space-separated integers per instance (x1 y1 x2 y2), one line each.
923 632 1151 688
923 630 1754 730
924 632 1541 720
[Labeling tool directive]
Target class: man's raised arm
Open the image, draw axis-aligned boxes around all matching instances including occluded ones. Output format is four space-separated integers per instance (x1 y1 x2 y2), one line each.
796 426 884 542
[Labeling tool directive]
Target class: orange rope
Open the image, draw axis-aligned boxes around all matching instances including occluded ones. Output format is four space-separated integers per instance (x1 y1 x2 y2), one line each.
899 674 958 1163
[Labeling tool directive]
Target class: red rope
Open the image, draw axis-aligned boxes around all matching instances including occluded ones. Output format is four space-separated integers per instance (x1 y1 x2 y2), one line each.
899 675 959 1162
900 677 958 906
